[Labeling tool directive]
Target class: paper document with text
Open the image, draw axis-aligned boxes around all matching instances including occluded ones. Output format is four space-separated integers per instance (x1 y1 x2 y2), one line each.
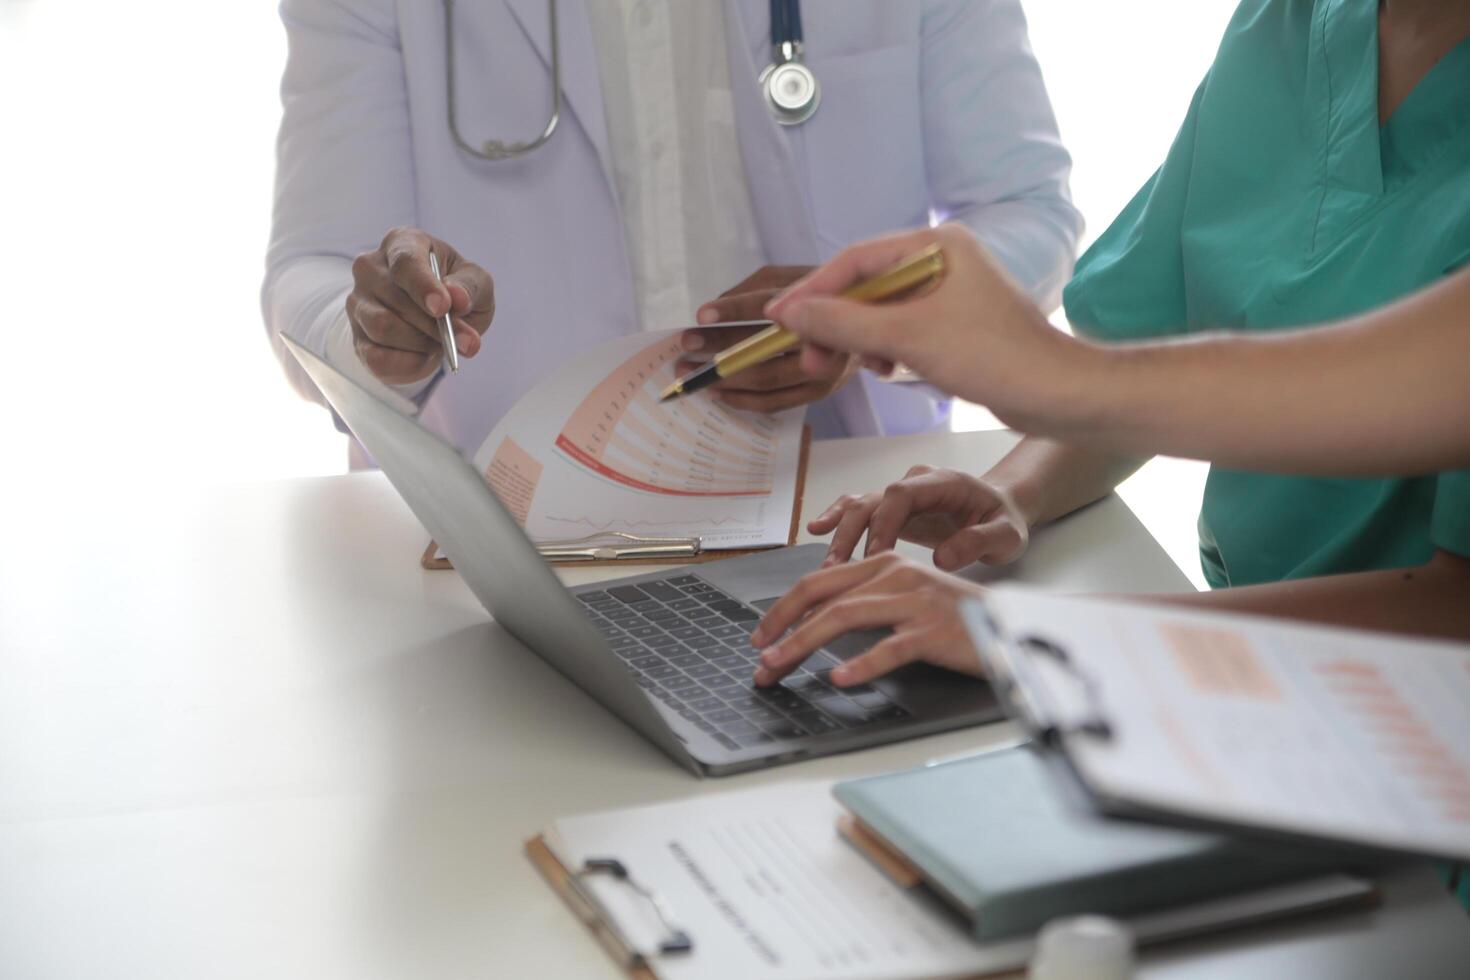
471 329 805 551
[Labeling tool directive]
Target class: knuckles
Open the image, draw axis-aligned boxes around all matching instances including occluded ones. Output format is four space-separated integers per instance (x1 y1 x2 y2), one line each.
381 226 420 251
865 552 907 574
387 248 418 278
882 481 915 504
351 250 382 283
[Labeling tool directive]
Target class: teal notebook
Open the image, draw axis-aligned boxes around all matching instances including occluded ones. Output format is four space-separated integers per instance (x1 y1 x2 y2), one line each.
834 746 1364 941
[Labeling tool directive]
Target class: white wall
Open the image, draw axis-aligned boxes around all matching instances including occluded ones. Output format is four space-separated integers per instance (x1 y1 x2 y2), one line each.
0 0 1242 583
0 0 343 509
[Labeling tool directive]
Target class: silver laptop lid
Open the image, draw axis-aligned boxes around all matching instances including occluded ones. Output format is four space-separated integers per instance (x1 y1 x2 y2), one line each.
282 336 700 775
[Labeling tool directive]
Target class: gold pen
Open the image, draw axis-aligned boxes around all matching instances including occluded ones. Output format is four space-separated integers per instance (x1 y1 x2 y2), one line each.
659 243 945 403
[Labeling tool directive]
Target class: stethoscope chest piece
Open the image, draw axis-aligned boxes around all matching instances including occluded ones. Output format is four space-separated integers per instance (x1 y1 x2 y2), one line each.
759 57 820 126
761 0 818 126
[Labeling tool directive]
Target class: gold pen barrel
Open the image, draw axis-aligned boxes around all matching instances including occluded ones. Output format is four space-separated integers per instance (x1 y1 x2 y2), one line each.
713 243 944 381
660 242 946 402
711 325 801 378
841 242 945 303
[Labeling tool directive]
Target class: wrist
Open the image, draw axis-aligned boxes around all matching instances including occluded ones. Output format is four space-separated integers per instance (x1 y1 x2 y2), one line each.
1051 336 1119 435
977 463 1044 530
986 317 1103 437
1072 339 1190 447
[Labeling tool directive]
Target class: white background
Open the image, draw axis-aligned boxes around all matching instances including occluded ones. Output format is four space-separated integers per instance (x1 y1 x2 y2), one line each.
0 0 1241 586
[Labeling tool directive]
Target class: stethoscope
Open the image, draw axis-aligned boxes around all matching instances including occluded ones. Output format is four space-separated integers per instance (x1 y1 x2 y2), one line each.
444 0 820 161
759 0 820 126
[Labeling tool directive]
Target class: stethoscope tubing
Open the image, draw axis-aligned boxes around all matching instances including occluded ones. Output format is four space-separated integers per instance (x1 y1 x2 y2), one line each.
446 0 815 160
444 0 562 160
771 0 804 52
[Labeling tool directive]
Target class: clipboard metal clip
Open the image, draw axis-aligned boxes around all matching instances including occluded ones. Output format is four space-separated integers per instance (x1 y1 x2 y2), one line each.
573 856 694 958
967 597 1114 748
534 531 703 562
1010 634 1114 746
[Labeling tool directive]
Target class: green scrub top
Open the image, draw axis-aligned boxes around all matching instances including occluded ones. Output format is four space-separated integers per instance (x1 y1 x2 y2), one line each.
1062 0 1470 589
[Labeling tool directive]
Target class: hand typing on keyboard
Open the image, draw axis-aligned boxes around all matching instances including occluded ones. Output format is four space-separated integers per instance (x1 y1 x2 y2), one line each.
750 552 988 688
576 573 914 750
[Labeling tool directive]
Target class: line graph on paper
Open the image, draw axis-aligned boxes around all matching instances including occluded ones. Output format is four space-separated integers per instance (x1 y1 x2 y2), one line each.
554 336 780 497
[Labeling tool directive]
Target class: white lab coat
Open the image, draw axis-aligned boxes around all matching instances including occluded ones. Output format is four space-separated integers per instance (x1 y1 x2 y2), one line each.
264 0 1081 454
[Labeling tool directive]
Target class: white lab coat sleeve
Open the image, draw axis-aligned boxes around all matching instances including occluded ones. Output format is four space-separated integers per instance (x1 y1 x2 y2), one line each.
261 0 436 413
920 0 1083 313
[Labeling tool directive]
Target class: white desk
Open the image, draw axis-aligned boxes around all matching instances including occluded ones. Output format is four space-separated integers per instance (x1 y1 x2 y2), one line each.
0 431 1464 978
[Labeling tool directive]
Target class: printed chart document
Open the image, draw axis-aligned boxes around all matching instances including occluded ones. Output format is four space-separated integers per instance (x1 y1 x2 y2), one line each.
471 328 805 551
968 588 1470 862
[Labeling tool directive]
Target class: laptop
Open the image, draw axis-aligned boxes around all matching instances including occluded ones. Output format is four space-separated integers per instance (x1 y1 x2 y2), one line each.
284 335 1000 776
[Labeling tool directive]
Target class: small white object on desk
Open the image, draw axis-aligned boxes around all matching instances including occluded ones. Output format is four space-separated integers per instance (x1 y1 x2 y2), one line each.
1029 916 1135 980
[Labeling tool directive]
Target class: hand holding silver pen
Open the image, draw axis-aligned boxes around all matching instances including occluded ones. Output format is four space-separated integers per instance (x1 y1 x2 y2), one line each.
344 228 496 385
429 249 460 373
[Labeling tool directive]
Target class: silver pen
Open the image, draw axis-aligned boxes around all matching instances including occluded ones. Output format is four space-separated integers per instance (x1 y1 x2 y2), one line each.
428 249 460 373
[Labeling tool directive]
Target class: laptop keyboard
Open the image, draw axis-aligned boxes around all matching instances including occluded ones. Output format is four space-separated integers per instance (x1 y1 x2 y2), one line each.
576 574 910 751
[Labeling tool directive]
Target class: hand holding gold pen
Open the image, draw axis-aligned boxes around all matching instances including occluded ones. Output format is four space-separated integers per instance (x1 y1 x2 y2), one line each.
660 244 946 403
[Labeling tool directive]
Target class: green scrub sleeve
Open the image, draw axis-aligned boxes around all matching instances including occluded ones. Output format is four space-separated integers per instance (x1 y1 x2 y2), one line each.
1431 471 1470 559
1062 75 1212 343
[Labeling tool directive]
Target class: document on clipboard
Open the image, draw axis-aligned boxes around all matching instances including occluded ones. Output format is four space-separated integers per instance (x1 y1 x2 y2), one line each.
530 781 995 980
528 778 1375 980
963 588 1470 863
423 326 809 568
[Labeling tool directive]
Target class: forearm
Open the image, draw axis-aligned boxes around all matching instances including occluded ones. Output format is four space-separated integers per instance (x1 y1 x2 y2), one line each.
983 435 1146 528
1029 268 1470 474
1142 550 1470 642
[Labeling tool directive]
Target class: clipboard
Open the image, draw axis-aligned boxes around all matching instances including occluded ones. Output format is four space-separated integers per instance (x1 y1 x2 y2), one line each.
526 835 690 980
960 589 1470 866
423 425 811 569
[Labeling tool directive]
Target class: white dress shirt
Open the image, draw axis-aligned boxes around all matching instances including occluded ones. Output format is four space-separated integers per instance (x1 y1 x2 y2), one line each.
583 1 767 331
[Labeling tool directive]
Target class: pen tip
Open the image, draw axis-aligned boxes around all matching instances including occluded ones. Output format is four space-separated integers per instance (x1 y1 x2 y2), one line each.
658 386 679 403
